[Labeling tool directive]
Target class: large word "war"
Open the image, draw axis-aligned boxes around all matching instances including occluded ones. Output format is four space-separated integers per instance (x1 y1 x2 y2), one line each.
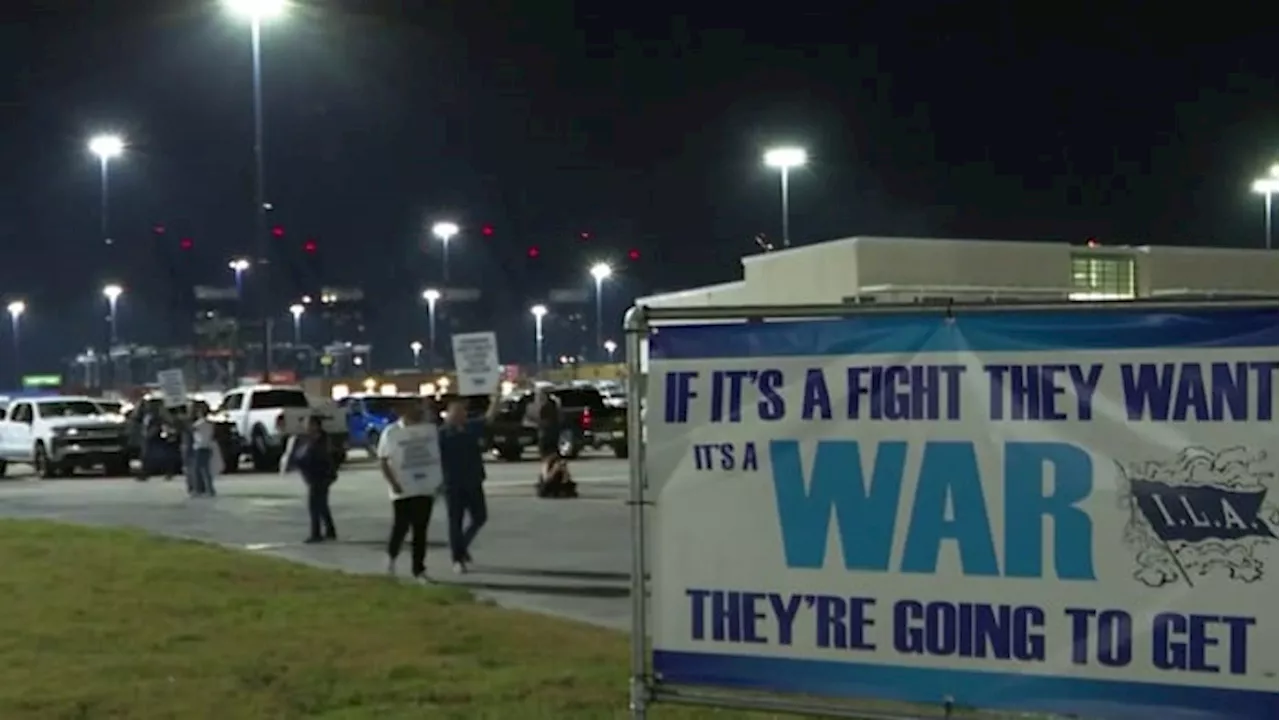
770 440 1095 579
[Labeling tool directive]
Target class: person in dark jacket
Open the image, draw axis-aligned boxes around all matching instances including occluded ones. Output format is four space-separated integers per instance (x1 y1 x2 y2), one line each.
439 389 501 574
289 415 338 543
136 405 174 482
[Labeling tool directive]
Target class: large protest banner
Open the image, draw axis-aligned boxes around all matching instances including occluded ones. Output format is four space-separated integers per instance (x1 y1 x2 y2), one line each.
637 303 1277 720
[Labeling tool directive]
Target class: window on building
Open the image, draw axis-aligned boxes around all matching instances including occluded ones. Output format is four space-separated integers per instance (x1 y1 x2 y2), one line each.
1069 255 1136 300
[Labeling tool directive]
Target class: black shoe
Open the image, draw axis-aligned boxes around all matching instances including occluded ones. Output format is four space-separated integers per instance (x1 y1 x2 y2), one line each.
304 536 324 544
324 532 338 541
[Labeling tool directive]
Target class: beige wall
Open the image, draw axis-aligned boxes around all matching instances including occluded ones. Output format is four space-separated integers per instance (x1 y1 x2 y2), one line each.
636 236 1278 310
1136 246 1277 296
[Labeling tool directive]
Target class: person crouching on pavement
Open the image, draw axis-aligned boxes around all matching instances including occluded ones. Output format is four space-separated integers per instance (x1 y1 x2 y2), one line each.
439 388 501 574
377 400 440 582
529 389 576 498
286 415 338 543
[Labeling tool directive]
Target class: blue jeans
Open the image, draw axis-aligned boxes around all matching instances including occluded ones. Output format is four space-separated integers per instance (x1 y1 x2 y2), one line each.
193 448 215 496
445 484 487 563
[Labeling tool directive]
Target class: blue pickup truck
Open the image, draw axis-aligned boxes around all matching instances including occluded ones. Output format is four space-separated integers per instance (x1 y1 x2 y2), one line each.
337 393 423 454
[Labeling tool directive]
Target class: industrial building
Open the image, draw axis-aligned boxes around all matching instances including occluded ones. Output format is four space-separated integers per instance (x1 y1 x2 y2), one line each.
633 236 1277 371
637 236 1277 309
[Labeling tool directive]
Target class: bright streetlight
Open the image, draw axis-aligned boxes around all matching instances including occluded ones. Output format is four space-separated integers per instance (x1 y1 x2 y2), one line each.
225 0 287 374
229 257 251 294
431 221 460 282
102 284 123 346
289 303 305 343
589 263 612 362
603 339 617 361
224 0 287 19
88 134 125 246
1250 164 1280 250
530 304 548 372
422 288 441 369
763 146 807 247
409 340 423 368
6 300 25 383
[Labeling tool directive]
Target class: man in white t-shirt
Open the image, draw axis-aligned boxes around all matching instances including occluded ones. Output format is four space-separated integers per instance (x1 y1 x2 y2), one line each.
376 399 442 582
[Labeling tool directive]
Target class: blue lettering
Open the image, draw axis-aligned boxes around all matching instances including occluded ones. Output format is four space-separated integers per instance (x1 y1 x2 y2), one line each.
756 369 786 420
1096 610 1133 667
773 440 1094 578
769 592 803 646
901 442 999 576
986 364 1103 421
664 371 697 423
846 365 965 421
1153 613 1254 675
770 439 906 571
1069 364 1103 420
1004 442 1095 580
814 595 876 650
1122 361 1278 421
686 589 813 647
893 600 1045 661
687 589 710 639
801 368 831 420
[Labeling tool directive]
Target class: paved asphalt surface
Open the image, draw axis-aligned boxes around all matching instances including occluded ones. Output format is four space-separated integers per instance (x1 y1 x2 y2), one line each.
0 451 636 630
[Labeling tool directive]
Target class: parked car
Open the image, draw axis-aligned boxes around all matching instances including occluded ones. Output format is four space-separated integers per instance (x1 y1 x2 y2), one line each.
338 393 423 454
0 395 132 478
486 386 626 460
212 385 346 472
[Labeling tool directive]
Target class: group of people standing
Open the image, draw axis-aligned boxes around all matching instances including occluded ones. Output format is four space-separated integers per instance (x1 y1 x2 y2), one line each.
134 401 219 496
138 386 574 583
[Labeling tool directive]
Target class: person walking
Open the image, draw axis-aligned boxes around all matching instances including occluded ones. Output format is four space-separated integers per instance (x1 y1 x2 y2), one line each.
377 400 441 582
190 403 217 497
289 415 338 543
439 388 502 574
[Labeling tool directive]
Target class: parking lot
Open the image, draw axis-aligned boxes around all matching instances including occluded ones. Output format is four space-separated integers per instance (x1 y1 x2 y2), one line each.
0 452 636 629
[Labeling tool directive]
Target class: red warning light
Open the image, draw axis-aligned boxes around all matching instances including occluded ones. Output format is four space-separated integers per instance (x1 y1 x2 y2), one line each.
1086 237 1099 248
152 224 166 235
481 225 494 236
179 237 194 250
580 231 591 240
271 226 285 238
527 246 540 258
627 248 641 261
302 239 318 253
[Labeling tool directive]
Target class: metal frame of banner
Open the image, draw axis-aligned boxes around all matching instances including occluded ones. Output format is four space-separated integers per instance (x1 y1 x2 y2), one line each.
621 297 1278 720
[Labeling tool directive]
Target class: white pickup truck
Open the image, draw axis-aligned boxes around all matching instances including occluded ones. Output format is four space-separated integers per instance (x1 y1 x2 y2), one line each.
212 385 346 472
0 395 132 478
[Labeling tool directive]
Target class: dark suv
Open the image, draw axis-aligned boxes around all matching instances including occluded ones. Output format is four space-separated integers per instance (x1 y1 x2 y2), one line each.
486 386 626 460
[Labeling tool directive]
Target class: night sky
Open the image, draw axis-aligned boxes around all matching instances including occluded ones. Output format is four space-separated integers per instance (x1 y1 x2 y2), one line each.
0 1 1275 379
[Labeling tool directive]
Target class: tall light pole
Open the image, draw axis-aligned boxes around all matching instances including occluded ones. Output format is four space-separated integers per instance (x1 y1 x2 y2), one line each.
763 146 807 247
432 221 459 283
1250 164 1280 250
589 263 612 362
87 134 125 246
6 300 25 385
102 284 123 346
289 303 305 344
229 257 251 296
410 340 423 368
225 0 287 374
603 338 617 361
530 304 548 373
422 288 441 369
